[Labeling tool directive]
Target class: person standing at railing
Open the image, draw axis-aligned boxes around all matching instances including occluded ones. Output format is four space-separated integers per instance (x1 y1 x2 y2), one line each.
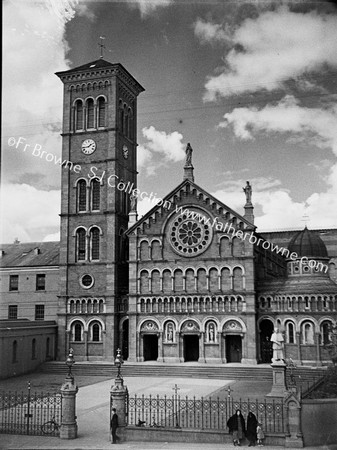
246 411 258 446
110 407 119 444
256 422 265 446
227 409 246 446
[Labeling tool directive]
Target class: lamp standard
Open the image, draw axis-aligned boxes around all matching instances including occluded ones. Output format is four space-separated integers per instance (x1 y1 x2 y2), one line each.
65 348 75 380
114 348 124 380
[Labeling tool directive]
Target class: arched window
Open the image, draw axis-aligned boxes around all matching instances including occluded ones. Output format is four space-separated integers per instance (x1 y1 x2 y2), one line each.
12 340 17 363
119 100 124 134
301 322 314 345
286 322 295 344
90 227 100 260
72 322 83 342
91 178 100 211
127 107 133 139
76 228 86 261
97 97 106 127
77 180 87 212
86 98 95 129
321 321 332 345
75 100 83 131
90 322 101 342
32 339 36 360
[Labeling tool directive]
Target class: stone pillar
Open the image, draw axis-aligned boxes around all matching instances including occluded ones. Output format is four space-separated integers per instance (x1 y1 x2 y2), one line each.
267 361 287 397
285 393 304 448
315 332 322 366
158 332 164 362
60 376 78 439
84 330 88 361
199 332 205 363
110 376 128 428
296 332 301 364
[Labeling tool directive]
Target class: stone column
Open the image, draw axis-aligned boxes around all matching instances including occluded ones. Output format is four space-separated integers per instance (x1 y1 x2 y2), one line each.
199 332 205 363
60 376 78 439
84 330 88 361
296 332 302 364
218 332 223 363
158 332 164 362
315 332 322 366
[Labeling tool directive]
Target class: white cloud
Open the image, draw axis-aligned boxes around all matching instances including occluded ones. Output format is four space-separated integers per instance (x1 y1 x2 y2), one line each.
43 232 60 242
202 7 337 100
0 184 61 243
2 0 92 240
194 18 227 44
142 126 185 161
127 0 173 18
221 95 337 155
211 169 337 231
138 126 185 175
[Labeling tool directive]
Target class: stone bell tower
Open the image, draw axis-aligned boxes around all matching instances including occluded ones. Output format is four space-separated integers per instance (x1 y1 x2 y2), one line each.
56 59 144 360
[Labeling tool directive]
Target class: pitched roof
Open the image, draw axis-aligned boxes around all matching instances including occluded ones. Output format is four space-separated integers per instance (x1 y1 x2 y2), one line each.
0 242 59 268
126 179 255 235
56 58 117 73
257 275 337 295
55 59 145 93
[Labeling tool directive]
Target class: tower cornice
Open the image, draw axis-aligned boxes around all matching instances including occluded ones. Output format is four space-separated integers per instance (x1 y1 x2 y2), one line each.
55 60 145 96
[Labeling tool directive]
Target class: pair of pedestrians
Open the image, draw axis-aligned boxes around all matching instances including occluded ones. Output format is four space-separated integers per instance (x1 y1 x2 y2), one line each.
227 410 264 447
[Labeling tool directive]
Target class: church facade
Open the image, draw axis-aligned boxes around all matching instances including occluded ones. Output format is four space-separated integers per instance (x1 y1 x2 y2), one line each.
1 58 337 376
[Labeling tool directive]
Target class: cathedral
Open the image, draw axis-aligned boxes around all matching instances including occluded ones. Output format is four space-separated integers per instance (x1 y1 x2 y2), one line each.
1 58 337 377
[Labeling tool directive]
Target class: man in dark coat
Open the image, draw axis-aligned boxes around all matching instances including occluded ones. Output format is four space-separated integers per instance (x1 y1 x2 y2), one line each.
110 407 119 444
227 409 246 446
246 411 258 446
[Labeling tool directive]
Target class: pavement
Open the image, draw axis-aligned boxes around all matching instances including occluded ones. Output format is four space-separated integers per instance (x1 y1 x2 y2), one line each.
0 376 335 450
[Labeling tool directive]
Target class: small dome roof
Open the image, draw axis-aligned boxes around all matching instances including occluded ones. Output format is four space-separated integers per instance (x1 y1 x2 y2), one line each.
287 227 328 258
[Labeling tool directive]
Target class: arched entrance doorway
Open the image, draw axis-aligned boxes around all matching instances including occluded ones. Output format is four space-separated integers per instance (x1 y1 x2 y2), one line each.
140 320 159 362
143 335 158 361
122 319 129 360
183 335 199 361
226 335 242 362
222 320 244 363
259 319 274 363
181 320 200 362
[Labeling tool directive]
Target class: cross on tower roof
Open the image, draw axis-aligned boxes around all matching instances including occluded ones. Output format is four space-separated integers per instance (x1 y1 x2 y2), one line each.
98 36 106 59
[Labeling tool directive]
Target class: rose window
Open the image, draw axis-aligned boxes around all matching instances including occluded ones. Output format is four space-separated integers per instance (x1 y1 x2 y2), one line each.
169 211 212 257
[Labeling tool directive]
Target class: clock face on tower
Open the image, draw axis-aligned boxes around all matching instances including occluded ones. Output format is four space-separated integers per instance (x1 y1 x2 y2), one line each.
81 139 96 155
123 144 129 159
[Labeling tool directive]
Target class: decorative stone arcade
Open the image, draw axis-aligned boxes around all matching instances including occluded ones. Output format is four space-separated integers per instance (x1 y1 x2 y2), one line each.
135 318 255 363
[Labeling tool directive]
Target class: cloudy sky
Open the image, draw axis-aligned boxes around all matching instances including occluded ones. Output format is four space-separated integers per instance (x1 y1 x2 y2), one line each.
2 0 337 243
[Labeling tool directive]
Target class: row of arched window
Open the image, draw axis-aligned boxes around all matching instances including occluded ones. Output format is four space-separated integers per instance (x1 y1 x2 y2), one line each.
77 178 100 212
258 295 337 312
75 227 101 261
68 298 105 314
12 338 51 363
73 97 106 131
139 267 245 294
138 295 245 314
70 321 102 342
138 236 246 260
285 320 334 345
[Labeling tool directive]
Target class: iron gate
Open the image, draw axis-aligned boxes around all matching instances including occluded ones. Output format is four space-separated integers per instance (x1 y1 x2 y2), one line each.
0 384 62 437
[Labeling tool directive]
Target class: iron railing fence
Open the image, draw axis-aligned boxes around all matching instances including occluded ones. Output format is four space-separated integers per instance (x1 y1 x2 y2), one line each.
0 388 62 437
127 394 285 433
